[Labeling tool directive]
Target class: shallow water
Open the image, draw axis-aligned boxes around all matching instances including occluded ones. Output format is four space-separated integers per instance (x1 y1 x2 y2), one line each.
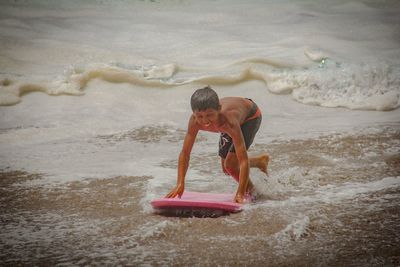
1 0 400 266
1 128 399 266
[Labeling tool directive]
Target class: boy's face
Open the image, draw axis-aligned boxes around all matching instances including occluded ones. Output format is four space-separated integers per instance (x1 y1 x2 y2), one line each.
193 108 219 127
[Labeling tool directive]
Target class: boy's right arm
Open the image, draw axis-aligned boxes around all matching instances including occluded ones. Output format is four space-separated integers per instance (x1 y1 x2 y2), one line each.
166 116 198 198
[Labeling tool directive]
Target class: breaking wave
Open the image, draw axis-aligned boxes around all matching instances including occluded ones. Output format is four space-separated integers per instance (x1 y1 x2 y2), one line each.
1 56 399 111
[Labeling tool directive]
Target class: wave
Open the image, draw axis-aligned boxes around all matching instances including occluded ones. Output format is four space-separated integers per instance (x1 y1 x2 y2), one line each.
289 61 400 111
1 55 399 111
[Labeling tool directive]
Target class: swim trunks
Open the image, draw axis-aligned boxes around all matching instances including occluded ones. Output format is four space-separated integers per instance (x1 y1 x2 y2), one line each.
218 99 262 159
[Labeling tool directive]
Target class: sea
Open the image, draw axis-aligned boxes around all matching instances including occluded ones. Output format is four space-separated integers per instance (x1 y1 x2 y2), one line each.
0 0 399 266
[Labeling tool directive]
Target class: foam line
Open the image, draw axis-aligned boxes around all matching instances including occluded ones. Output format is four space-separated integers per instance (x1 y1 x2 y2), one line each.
1 57 399 111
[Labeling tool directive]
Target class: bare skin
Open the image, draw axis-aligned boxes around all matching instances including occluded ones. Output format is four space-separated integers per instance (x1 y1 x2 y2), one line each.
221 153 269 196
166 97 269 203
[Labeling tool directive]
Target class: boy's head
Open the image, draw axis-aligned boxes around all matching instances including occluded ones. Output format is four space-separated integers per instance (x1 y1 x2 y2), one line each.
190 86 220 112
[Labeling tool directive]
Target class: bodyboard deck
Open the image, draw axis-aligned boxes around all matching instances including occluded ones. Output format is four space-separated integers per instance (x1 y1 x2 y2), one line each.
151 191 247 217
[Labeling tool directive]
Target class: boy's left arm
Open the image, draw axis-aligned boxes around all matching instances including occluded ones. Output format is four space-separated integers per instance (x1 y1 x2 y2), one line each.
230 124 250 203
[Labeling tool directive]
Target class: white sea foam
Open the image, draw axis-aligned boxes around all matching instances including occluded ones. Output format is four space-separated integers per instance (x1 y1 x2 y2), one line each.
289 61 400 111
278 216 310 242
265 176 400 207
139 220 176 241
2 58 399 110
0 0 399 110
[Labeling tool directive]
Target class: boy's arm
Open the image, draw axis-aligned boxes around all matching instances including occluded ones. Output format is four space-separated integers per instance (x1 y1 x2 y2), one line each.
166 116 198 198
229 123 250 203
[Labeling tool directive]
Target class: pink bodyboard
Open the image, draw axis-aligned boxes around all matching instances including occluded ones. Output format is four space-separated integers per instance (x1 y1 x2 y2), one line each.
151 191 246 213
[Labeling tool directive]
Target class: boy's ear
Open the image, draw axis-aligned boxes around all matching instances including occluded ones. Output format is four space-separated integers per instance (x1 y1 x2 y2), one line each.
218 104 222 111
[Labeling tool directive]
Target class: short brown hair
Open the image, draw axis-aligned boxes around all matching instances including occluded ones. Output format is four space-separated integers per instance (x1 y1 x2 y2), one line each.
190 86 220 111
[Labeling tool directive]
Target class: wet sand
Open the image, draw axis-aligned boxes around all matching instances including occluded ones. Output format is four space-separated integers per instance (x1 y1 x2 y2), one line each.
1 126 399 266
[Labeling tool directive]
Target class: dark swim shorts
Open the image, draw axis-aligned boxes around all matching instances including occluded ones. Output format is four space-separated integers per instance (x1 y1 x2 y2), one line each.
218 99 262 159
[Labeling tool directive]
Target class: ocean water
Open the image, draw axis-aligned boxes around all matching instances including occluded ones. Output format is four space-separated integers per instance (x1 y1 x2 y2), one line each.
0 0 399 266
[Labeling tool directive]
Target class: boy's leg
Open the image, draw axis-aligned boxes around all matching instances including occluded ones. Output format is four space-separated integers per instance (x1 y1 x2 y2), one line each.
223 153 269 178
222 152 269 193
223 152 240 181
219 114 269 191
223 152 257 193
221 158 229 175
249 154 270 175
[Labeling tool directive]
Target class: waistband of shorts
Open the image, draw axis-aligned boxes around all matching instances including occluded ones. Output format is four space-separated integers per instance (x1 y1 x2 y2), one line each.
244 98 261 123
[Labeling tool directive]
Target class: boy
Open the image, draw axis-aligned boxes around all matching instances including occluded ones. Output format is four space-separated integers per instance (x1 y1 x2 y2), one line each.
166 86 269 203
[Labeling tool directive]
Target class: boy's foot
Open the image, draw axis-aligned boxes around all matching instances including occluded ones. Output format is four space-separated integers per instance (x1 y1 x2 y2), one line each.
258 154 270 176
245 182 259 202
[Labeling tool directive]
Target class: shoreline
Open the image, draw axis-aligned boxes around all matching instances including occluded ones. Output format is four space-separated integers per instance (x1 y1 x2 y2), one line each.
1 127 399 266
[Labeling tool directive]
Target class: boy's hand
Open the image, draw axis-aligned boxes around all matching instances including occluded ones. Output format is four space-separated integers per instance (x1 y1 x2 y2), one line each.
165 184 184 199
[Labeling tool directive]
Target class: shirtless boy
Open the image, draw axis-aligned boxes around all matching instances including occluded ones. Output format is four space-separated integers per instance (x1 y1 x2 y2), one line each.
166 86 269 203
